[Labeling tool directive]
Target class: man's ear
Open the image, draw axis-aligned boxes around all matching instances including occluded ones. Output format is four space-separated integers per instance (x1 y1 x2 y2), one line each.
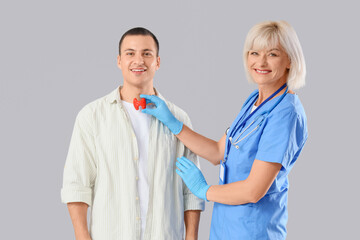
117 55 122 70
156 56 160 70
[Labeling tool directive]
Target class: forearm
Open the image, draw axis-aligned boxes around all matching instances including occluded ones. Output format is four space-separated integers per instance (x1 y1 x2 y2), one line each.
177 125 224 165
184 210 201 240
206 181 256 205
67 202 91 240
206 160 282 205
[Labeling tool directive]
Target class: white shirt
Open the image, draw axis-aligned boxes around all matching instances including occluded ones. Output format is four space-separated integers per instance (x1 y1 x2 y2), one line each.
251 104 258 113
61 87 204 240
122 100 150 240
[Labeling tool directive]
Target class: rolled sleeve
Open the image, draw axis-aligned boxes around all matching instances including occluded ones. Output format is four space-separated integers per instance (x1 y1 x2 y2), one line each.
181 116 205 211
61 185 93 206
182 148 205 211
61 106 97 206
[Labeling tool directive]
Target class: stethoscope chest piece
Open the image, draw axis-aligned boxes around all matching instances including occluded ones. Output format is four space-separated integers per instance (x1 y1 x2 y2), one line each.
229 137 240 149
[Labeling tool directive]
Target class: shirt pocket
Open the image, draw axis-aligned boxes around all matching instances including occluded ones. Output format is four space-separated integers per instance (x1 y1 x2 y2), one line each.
235 116 267 151
150 122 177 171
224 203 257 239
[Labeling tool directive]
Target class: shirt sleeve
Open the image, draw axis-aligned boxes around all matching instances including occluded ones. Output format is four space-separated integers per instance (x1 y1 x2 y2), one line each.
61 106 97 206
181 115 205 212
255 109 307 169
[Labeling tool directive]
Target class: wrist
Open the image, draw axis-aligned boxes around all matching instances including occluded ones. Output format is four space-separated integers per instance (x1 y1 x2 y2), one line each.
185 228 198 240
75 230 91 240
185 236 198 240
168 118 183 135
204 185 211 202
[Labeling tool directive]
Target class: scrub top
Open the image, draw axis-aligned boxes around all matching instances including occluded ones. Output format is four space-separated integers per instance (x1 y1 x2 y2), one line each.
210 90 308 240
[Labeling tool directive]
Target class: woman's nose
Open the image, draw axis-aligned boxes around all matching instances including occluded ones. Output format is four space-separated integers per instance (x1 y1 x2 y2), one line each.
259 55 268 67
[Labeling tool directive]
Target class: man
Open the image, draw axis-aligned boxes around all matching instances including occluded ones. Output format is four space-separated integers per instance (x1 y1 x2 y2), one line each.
61 27 204 240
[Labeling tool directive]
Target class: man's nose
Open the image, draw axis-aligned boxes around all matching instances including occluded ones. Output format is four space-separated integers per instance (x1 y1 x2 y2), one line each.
134 54 145 64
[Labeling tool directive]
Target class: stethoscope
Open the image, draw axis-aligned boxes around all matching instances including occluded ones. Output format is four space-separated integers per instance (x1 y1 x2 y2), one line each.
225 83 288 160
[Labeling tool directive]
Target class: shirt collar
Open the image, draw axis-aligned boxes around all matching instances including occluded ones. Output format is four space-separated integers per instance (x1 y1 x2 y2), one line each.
105 86 121 104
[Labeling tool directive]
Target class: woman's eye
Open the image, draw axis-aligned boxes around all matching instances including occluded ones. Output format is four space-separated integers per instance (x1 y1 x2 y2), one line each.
250 52 258 56
269 53 278 57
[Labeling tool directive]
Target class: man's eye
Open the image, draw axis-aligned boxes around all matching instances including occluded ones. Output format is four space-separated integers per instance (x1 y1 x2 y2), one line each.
144 52 152 56
126 52 134 56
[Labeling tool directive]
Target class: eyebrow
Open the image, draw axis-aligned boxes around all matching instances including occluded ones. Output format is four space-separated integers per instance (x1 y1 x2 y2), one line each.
268 48 280 51
250 48 281 52
123 49 154 52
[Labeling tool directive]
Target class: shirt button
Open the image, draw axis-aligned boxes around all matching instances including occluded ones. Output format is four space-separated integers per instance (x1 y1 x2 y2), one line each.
134 157 138 161
136 197 139 200
136 217 140 220
136 177 139 180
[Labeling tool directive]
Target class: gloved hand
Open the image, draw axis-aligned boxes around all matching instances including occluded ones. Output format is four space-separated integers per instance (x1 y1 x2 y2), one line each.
140 94 183 135
175 156 211 201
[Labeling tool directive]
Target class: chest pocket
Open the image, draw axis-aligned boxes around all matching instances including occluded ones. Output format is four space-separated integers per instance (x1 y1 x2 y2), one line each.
225 115 267 182
231 114 266 150
148 120 177 170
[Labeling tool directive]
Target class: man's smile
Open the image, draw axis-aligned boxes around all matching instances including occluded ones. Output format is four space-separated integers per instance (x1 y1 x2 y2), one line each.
131 68 147 74
131 68 146 71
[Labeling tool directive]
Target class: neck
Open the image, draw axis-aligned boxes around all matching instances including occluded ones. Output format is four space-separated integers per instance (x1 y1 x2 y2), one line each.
256 80 287 106
120 82 156 103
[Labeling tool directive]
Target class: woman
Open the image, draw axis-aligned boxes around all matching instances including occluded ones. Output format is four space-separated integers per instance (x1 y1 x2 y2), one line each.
142 20 307 239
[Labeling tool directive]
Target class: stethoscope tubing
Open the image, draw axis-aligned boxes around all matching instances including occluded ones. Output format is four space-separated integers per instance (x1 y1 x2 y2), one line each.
226 84 289 156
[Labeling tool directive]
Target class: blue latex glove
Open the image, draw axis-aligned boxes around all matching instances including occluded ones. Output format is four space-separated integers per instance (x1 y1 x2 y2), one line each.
176 156 211 201
140 94 183 135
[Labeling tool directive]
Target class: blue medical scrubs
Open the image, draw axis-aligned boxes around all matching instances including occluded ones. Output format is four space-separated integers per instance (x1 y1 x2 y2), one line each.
210 90 308 240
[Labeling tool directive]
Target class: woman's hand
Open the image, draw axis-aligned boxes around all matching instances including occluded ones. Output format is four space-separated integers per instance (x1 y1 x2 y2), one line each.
140 94 183 135
176 156 211 201
142 94 225 166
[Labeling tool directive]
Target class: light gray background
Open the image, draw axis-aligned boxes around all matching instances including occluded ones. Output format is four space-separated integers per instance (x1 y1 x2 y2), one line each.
1 0 359 239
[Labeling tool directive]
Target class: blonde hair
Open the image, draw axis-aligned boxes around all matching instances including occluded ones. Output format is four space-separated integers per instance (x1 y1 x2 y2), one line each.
243 21 306 90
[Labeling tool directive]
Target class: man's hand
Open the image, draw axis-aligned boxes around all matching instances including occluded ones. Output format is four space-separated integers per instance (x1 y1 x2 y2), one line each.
140 94 183 135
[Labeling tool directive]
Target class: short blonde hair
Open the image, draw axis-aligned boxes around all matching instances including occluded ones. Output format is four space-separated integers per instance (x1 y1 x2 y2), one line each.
243 21 306 90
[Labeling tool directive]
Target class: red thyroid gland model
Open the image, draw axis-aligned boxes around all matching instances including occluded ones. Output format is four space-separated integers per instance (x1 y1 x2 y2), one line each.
133 98 146 110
